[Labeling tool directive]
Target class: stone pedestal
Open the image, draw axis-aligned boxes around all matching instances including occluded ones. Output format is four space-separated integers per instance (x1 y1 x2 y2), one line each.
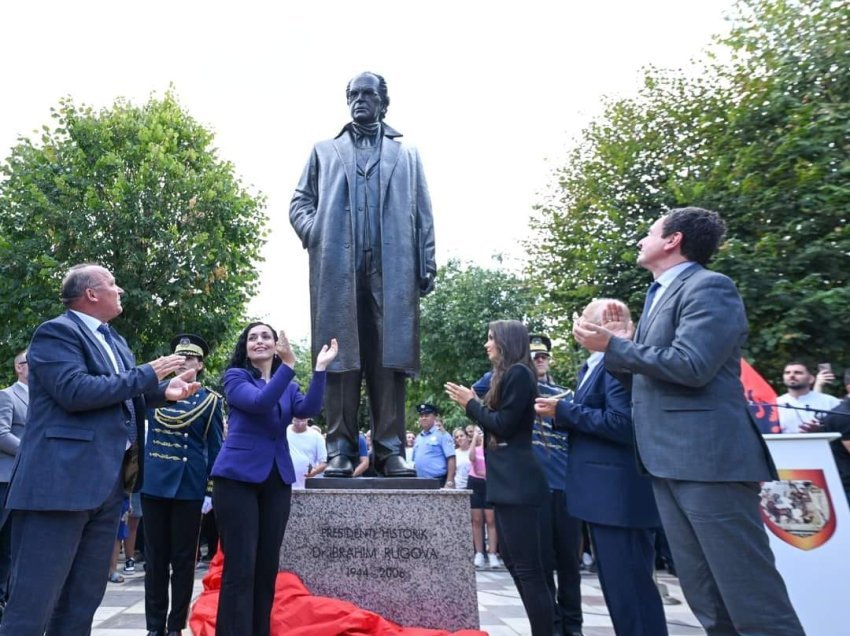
279 488 479 631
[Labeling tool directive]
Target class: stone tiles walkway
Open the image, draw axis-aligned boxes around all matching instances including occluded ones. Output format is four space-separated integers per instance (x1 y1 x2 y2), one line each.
92 564 705 635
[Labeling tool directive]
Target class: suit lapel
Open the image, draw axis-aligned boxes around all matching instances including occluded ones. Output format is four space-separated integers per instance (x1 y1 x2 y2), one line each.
108 328 135 370
635 264 701 342
575 361 604 401
11 383 27 408
332 134 357 218
379 137 401 207
64 311 113 372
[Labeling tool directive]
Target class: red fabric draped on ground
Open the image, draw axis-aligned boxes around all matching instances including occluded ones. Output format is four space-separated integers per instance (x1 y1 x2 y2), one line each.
189 552 487 636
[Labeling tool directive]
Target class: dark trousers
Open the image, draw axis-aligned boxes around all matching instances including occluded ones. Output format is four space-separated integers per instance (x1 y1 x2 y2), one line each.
141 495 203 632
538 488 583 633
214 468 291 636
652 478 803 636
0 482 12 603
590 523 668 636
199 508 219 559
325 267 405 464
495 504 554 636
0 476 123 636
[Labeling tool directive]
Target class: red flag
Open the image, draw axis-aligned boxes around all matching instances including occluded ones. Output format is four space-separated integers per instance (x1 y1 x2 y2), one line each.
741 359 781 433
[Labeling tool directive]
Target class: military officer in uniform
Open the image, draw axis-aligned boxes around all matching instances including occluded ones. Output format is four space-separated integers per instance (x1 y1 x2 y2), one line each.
141 334 224 636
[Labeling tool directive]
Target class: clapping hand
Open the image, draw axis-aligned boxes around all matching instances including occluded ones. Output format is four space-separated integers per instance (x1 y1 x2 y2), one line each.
573 301 635 351
800 420 825 433
165 368 202 401
315 338 339 371
600 302 635 340
445 382 475 408
148 355 188 380
275 331 296 368
534 397 559 419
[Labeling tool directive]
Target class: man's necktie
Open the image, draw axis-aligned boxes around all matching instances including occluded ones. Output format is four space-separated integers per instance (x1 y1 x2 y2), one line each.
642 281 661 319
97 323 137 444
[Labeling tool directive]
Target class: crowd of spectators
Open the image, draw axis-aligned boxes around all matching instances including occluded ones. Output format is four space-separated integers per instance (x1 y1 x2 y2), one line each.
0 264 847 634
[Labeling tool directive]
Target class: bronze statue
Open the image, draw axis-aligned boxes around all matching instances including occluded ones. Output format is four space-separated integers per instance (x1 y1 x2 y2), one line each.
290 72 436 477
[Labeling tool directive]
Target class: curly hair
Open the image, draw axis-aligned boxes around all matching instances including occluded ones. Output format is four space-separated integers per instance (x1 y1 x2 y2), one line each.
661 207 727 265
227 321 282 379
484 320 536 410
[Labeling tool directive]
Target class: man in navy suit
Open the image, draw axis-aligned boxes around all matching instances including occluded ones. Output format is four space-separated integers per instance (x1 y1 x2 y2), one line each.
536 299 667 636
574 208 803 635
1 264 200 636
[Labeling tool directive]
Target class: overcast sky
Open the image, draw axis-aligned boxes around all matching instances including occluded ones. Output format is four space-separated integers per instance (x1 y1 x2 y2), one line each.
1 0 735 341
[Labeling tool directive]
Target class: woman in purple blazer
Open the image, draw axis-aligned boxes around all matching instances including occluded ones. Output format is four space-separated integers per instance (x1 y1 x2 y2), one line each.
212 322 337 636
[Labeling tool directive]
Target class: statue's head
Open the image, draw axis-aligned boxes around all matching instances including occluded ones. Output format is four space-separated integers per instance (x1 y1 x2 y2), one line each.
346 72 389 123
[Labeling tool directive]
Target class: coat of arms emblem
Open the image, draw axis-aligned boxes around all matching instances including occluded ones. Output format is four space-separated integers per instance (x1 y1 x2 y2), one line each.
760 469 836 550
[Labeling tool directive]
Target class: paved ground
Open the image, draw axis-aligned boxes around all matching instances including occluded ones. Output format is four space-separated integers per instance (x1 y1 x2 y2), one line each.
92 563 704 635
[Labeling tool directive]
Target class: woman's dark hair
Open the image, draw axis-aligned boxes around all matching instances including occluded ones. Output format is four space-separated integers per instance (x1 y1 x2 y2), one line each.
227 321 281 378
484 320 535 409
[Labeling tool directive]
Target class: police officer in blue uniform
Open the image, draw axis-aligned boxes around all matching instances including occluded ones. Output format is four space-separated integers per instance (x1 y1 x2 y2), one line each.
141 334 224 636
412 404 456 487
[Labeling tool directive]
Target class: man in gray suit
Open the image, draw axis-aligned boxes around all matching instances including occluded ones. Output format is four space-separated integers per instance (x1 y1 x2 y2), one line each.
0 349 29 608
574 208 803 635
0 264 200 636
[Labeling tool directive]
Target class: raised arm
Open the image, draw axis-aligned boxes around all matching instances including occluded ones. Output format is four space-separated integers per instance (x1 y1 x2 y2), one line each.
465 365 535 439
223 366 296 414
552 372 634 446
606 276 746 388
31 321 159 413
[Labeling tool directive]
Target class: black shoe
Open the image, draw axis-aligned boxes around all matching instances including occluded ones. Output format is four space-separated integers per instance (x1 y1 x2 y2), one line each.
324 455 354 477
166 631 183 636
146 631 165 636
378 455 416 477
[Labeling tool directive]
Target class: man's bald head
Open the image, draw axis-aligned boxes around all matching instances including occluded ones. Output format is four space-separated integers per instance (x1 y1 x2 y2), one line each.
581 298 631 326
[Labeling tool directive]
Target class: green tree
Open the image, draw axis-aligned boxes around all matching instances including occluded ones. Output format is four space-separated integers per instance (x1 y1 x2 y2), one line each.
0 91 266 371
409 258 548 429
528 0 850 387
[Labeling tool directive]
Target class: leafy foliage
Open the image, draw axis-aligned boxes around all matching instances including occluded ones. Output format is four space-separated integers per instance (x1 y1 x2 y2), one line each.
409 259 547 428
528 0 850 387
0 92 267 379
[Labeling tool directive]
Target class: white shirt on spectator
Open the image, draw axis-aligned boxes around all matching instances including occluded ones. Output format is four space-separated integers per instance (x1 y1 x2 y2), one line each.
454 448 471 489
776 391 841 433
286 425 328 489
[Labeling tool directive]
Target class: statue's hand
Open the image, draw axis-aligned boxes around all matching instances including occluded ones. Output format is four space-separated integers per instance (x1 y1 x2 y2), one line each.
419 273 435 296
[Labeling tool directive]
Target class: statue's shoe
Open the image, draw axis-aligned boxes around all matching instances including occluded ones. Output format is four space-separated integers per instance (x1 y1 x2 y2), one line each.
378 455 416 477
324 455 354 477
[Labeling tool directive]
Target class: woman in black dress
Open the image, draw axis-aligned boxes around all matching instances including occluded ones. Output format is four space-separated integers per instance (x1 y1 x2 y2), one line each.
445 320 553 636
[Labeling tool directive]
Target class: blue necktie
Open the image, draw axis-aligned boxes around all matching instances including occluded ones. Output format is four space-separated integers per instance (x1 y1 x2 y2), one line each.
642 281 661 319
97 324 137 444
